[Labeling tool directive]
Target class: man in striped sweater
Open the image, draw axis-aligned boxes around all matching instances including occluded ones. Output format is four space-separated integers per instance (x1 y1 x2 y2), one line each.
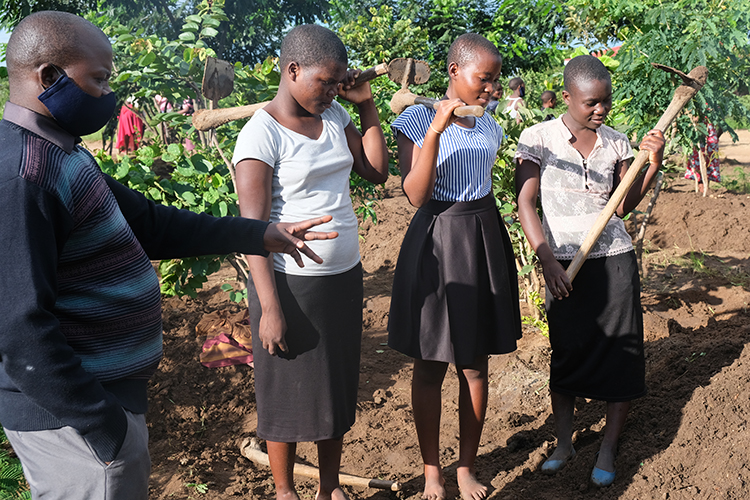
0 11 335 500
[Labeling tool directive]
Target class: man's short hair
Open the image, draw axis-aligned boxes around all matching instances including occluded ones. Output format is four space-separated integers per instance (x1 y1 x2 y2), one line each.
564 55 611 92
7 11 107 76
509 77 524 90
446 33 501 72
541 90 556 103
280 24 347 69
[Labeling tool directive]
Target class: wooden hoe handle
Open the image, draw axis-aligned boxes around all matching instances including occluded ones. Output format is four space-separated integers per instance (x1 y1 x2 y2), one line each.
192 101 270 131
414 95 485 117
193 62 392 131
565 65 708 282
390 89 484 117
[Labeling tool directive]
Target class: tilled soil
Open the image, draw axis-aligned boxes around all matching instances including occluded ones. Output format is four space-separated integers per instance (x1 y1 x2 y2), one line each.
147 132 750 500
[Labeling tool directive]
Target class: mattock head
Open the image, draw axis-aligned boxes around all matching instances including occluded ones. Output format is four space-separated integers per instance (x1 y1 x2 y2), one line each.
387 58 430 89
651 63 708 90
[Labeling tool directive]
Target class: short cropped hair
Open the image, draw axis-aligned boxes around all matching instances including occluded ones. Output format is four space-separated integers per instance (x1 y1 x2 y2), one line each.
564 55 611 92
446 33 501 72
7 11 107 76
509 77 524 90
280 24 347 69
541 90 556 104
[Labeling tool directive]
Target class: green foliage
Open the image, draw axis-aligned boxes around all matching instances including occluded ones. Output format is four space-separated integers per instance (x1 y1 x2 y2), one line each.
488 0 568 74
104 0 226 132
332 0 567 79
1 0 327 66
96 142 237 298
565 0 750 149
0 0 95 28
721 167 750 194
185 481 209 494
0 429 29 500
336 4 431 177
0 70 7 120
492 108 550 325
220 283 247 303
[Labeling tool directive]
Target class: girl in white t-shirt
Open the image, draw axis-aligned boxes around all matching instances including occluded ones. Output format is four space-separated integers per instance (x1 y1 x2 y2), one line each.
232 25 388 500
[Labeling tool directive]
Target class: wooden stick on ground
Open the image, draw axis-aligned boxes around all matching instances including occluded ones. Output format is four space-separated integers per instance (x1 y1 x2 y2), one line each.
239 438 401 492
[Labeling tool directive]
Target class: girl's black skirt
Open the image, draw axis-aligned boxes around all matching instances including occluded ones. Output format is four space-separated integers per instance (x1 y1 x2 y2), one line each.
546 251 646 402
248 263 362 442
388 195 522 365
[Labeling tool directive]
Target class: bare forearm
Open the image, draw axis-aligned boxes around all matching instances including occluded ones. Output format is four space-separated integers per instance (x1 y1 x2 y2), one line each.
618 162 660 217
246 255 281 313
402 130 441 207
356 99 389 183
517 202 556 267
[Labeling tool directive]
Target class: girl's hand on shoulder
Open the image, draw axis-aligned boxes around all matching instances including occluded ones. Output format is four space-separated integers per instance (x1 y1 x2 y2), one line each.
541 258 573 300
639 129 665 168
430 98 464 134
259 306 288 356
338 69 373 105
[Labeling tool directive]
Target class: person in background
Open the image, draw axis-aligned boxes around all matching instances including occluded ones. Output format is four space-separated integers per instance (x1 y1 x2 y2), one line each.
486 85 503 115
116 96 144 155
504 77 526 123
540 90 557 121
684 116 721 188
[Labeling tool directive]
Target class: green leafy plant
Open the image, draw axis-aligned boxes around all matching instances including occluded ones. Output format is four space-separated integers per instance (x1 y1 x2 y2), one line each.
491 109 550 325
0 429 29 500
220 283 247 304
96 142 237 298
721 167 750 194
185 481 209 494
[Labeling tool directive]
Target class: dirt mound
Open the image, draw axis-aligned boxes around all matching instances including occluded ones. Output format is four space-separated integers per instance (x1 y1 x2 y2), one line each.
146 133 750 499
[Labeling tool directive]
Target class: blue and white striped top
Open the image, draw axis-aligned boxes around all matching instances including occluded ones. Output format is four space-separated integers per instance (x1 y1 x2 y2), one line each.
391 104 503 201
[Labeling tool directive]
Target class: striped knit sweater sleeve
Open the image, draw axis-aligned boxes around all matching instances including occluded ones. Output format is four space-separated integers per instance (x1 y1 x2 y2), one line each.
0 119 269 463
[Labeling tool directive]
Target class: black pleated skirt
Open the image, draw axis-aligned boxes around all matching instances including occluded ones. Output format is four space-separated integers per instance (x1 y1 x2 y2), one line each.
248 263 363 442
546 251 646 402
388 195 522 365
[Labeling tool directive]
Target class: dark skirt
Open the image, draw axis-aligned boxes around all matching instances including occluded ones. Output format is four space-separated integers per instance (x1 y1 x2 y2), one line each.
546 251 646 402
388 195 522 365
248 263 363 442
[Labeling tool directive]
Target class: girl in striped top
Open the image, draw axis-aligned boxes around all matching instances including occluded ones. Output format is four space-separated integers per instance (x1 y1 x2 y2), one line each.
388 34 522 500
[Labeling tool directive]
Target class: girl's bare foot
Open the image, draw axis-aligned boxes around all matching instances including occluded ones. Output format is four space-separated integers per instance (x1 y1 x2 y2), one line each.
277 488 301 500
316 486 349 500
457 467 487 500
423 465 446 500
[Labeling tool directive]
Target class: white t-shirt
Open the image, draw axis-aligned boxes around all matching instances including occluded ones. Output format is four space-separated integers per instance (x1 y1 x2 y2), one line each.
232 100 360 275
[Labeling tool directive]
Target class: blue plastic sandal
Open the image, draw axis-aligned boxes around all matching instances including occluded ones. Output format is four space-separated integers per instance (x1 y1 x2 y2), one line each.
590 452 616 487
540 447 576 475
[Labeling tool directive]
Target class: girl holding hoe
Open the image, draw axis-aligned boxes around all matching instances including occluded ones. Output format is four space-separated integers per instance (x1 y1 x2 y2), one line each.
232 24 388 500
515 54 665 487
388 33 522 500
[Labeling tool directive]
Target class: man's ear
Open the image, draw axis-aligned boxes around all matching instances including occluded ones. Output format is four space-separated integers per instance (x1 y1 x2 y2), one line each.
38 63 62 89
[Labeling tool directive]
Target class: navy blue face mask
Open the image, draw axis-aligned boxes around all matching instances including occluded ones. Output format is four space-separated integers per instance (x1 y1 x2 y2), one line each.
38 69 117 138
519 86 526 98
